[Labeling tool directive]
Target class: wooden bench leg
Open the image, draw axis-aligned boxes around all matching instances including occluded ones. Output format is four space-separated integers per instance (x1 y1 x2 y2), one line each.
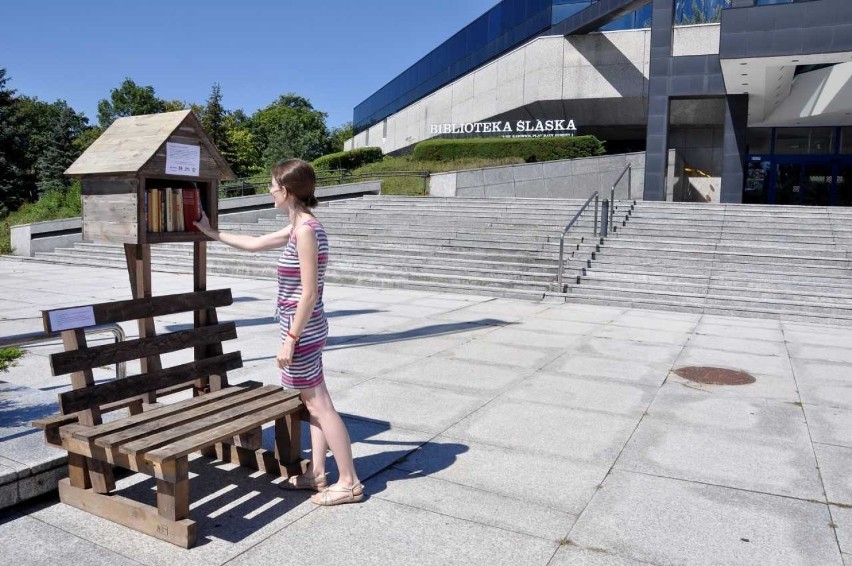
274 412 304 476
156 458 189 522
88 458 116 494
68 453 91 489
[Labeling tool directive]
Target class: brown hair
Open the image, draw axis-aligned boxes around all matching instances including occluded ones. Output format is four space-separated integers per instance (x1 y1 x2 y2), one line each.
271 158 318 208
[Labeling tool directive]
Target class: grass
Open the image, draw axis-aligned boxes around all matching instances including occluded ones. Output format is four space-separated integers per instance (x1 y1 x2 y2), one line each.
0 183 82 255
0 347 25 373
324 155 525 196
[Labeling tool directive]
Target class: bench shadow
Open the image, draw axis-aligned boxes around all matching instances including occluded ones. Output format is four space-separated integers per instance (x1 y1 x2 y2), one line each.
107 412 465 546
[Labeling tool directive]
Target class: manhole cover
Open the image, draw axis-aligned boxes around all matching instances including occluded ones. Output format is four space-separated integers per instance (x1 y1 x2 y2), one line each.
673 366 756 386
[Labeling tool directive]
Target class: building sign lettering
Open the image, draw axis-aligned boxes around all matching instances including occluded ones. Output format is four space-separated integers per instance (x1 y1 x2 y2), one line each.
429 119 577 137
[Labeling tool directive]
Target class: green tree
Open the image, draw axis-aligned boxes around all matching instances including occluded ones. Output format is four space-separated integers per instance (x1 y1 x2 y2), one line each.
97 78 165 128
250 94 331 166
0 69 37 216
16 97 88 192
200 83 228 151
36 102 87 192
328 122 354 154
163 99 187 112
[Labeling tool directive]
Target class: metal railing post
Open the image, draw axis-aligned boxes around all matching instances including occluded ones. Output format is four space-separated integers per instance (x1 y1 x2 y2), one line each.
594 196 599 236
556 191 600 291
627 164 632 201
0 323 127 380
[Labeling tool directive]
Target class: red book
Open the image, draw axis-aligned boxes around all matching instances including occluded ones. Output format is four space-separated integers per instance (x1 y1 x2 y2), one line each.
182 188 203 232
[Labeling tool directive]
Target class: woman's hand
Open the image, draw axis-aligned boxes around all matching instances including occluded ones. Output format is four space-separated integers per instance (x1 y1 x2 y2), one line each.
193 210 216 238
277 339 296 369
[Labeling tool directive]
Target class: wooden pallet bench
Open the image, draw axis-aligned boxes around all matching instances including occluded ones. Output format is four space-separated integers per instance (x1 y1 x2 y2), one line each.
33 289 306 548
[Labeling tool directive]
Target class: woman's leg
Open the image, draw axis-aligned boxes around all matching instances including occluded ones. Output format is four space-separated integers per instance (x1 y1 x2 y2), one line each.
305 406 328 477
301 381 360 489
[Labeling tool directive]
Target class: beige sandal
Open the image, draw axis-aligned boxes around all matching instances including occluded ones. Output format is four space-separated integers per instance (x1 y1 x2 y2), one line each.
313 482 364 506
279 473 329 492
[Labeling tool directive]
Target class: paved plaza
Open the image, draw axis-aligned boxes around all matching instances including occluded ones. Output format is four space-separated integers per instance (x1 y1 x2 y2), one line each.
0 257 850 565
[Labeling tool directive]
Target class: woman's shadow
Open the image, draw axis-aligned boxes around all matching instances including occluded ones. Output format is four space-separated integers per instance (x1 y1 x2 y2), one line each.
268 413 469 498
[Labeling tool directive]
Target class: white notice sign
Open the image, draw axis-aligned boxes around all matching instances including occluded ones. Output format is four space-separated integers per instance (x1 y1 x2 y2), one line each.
48 306 97 331
165 142 200 176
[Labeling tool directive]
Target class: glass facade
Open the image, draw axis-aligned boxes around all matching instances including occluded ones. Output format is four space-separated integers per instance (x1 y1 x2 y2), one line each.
355 0 727 134
745 127 852 206
354 0 552 134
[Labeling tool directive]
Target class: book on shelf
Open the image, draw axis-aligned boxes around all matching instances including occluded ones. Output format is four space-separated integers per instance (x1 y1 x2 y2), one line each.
182 187 202 232
145 186 202 233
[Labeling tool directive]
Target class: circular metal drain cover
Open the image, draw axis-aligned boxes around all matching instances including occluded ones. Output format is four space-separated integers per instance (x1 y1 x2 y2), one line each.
673 366 756 386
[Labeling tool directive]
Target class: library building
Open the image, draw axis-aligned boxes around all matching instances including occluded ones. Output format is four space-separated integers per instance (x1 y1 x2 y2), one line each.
347 0 852 205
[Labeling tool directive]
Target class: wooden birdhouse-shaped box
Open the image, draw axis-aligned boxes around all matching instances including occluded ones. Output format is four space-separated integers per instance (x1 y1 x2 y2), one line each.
65 110 236 245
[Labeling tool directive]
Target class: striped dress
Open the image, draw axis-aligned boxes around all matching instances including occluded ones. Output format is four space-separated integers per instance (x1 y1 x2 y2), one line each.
277 218 329 389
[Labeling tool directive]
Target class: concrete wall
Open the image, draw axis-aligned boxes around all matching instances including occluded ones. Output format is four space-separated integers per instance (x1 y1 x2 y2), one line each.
348 24 721 155
430 152 649 200
8 181 381 257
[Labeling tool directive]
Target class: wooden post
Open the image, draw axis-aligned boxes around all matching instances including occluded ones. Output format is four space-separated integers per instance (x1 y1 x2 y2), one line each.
124 243 160 407
62 329 115 493
156 458 189 522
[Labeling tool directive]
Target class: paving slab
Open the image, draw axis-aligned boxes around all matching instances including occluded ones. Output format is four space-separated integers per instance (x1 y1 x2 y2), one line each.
568 470 843 566
514 317 603 336
645 382 809 439
227 496 559 566
615 418 824 500
814 443 852 506
566 337 685 366
0 513 142 566
686 334 789 356
791 359 852 410
804 404 852 448
549 545 655 566
381 356 533 393
787 343 852 365
479 326 587 349
320 345 421 376
591 325 690 345
369 467 575 541
332 378 489 434
544 355 670 387
834 505 852 556
437 340 561 369
444 397 640 463
393 435 610 515
694 322 785 341
537 304 625 323
504 372 657 418
784 328 852 349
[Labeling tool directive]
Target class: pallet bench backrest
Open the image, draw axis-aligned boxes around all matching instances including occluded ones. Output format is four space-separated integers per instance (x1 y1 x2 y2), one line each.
42 289 242 419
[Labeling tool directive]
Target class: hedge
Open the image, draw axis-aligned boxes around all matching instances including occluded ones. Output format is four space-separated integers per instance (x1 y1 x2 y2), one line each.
412 136 605 163
312 147 384 170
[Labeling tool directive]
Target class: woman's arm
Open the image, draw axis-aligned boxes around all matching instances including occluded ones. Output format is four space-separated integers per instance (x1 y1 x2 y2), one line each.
194 210 291 252
277 224 319 368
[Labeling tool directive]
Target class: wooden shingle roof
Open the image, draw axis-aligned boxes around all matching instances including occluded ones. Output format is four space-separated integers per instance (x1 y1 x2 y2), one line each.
65 110 235 179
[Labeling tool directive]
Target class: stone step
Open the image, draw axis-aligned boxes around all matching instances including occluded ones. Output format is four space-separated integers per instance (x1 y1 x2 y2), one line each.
583 266 852 290
587 256 852 277
565 283 852 318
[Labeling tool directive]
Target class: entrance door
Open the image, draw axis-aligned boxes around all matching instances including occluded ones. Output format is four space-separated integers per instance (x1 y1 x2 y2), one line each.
838 162 852 206
802 162 833 206
772 158 835 206
775 161 803 205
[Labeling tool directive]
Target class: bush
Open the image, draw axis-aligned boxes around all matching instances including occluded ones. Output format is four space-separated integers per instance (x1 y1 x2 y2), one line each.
412 136 605 163
0 182 82 254
0 347 24 373
312 147 384 171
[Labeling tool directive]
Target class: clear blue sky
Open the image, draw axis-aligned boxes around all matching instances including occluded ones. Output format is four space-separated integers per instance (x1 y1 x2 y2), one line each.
2 0 497 129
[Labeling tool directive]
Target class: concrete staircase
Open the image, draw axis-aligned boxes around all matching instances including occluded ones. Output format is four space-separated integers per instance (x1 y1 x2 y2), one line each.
30 195 852 324
33 196 605 300
568 201 852 324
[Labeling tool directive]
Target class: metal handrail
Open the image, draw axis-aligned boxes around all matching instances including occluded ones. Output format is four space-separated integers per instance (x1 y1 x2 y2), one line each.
557 191 600 290
0 323 127 379
609 163 632 234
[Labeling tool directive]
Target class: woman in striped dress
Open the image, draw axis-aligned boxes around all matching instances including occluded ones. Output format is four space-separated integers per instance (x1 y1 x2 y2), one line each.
194 158 362 506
